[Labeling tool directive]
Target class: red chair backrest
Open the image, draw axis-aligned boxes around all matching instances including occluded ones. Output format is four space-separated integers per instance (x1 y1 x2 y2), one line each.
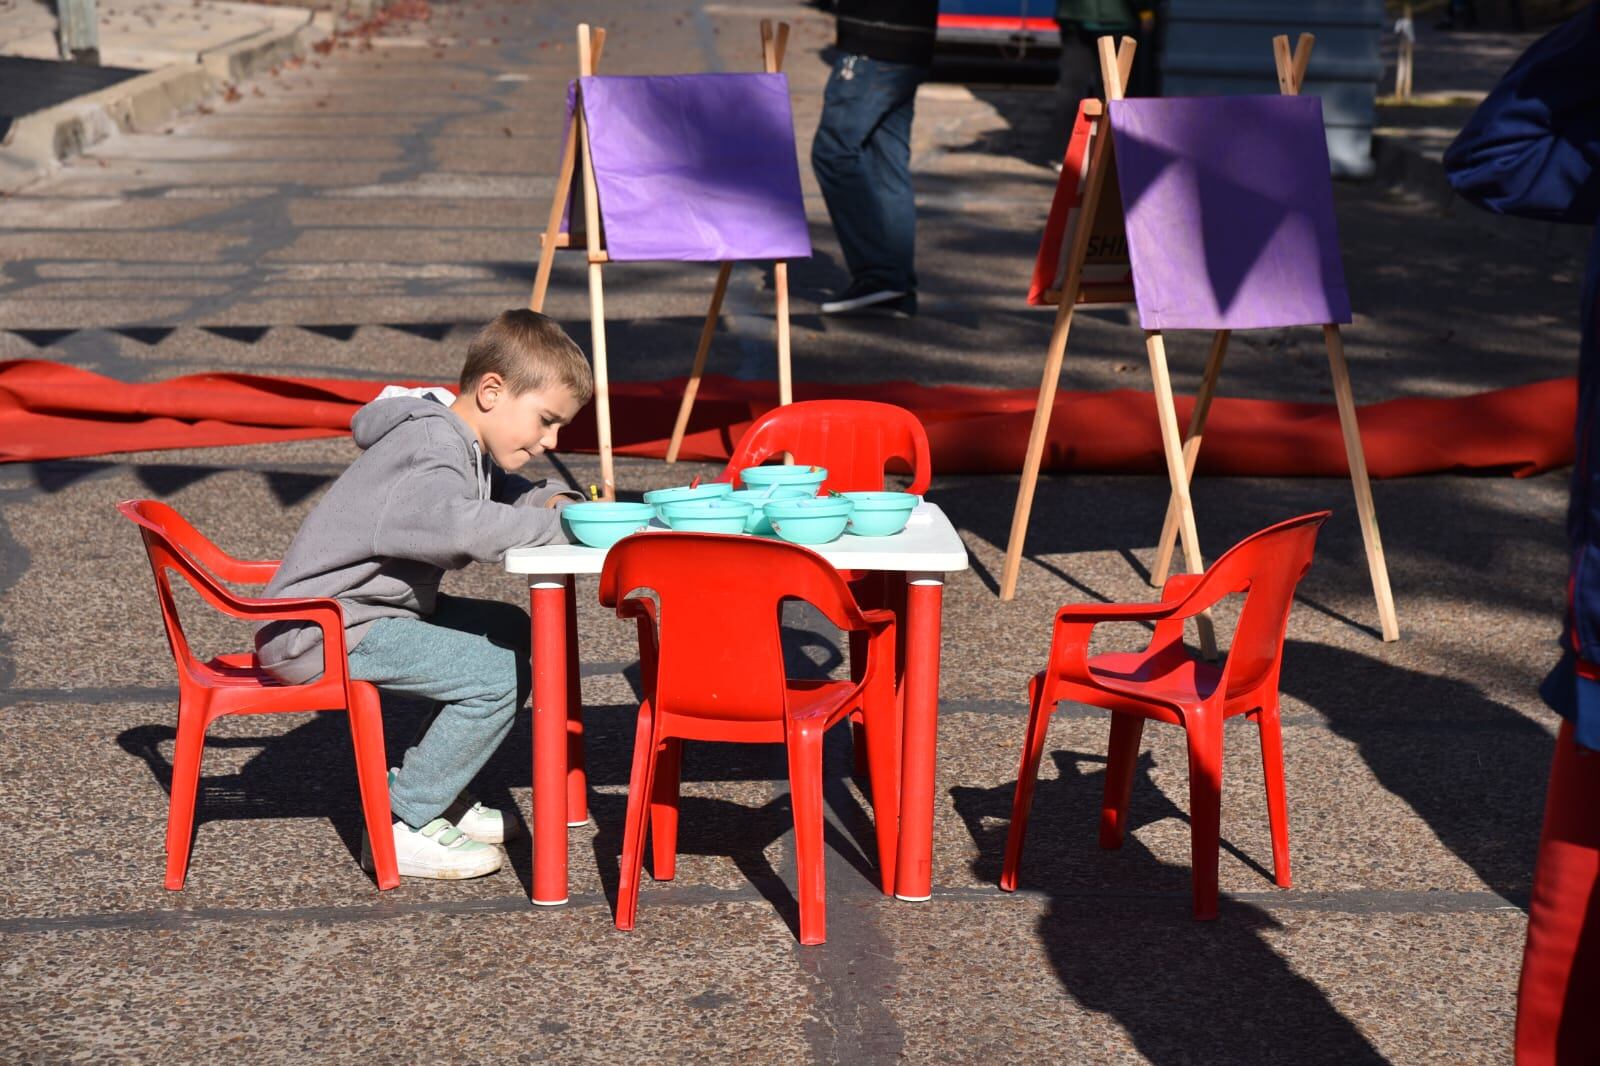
599 532 873 723
1178 511 1330 699
719 400 932 495
118 500 237 680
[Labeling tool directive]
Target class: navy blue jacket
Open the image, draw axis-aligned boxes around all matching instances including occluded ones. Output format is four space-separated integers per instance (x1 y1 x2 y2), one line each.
1444 6 1600 749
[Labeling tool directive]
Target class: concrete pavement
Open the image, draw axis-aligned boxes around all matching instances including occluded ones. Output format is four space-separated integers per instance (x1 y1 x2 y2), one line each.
0 2 1578 1060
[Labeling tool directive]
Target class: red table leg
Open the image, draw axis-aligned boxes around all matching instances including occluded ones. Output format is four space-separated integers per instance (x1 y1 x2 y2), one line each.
896 571 944 902
565 575 588 827
530 577 570 906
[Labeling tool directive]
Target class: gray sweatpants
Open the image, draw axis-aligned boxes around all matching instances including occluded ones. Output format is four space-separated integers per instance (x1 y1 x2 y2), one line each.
346 594 530 829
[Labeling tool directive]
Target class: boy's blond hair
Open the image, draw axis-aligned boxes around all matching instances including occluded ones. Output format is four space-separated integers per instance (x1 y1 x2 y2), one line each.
459 309 594 405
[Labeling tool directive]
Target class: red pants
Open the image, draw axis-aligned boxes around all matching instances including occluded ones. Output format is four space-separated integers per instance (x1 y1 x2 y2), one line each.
1517 721 1600 1063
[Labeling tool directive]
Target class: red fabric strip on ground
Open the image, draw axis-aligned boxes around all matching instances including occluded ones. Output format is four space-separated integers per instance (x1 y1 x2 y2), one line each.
0 359 1576 478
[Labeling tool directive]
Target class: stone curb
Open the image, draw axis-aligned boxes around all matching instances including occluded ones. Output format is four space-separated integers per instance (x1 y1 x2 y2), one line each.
1372 131 1591 262
0 11 335 194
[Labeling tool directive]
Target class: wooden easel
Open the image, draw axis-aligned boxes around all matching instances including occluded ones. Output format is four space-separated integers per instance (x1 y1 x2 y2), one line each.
528 23 616 497
525 23 797 498
664 19 794 465
999 33 1400 645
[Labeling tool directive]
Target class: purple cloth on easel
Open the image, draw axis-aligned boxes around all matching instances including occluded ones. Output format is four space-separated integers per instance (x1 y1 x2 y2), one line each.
567 73 811 263
1108 96 1352 330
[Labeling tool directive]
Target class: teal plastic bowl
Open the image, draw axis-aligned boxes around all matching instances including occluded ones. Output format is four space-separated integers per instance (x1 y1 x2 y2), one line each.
560 501 656 548
729 486 812 533
842 491 919 537
642 482 733 525
737 465 827 496
763 496 853 545
658 498 752 534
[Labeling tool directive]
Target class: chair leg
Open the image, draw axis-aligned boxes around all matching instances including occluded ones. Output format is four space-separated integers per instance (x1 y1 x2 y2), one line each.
1256 704 1292 889
163 705 208 890
786 720 828 945
848 629 870 783
1186 711 1225 920
861 688 902 895
348 683 398 891
1099 713 1146 850
616 703 658 931
1000 673 1055 892
650 738 683 882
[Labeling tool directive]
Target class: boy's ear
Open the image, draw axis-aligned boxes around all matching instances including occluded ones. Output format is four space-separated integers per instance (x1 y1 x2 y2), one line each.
475 372 506 410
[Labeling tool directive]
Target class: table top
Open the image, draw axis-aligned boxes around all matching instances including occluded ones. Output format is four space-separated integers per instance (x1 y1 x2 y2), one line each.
505 502 971 577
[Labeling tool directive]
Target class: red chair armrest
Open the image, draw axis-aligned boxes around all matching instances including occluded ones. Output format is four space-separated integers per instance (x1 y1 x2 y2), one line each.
228 594 350 678
616 598 659 693
1150 573 1206 647
1050 600 1183 681
858 607 896 634
852 610 898 710
212 558 280 584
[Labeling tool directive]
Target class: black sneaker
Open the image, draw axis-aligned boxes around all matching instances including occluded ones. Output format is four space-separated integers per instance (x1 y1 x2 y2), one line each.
820 284 916 317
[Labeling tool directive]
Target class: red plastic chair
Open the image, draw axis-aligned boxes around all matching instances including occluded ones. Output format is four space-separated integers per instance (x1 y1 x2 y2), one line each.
599 532 901 945
117 500 399 891
719 398 931 769
1000 512 1331 920
718 399 932 495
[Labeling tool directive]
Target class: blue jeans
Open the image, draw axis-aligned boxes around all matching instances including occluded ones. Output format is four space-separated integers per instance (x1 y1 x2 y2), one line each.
346 594 530 829
811 53 924 293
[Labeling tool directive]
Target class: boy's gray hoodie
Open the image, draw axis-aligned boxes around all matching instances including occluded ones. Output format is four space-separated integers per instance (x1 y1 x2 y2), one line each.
255 395 581 683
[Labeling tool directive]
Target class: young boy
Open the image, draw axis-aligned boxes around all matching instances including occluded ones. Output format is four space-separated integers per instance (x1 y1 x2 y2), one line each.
256 309 592 880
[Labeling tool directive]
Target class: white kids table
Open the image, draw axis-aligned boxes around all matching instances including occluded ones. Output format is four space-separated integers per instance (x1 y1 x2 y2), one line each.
504 502 970 906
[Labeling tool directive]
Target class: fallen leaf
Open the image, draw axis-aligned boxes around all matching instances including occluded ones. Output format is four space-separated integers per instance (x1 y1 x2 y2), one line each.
502 126 512 137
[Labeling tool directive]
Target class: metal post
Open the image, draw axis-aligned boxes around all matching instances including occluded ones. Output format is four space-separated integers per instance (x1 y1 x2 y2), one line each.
58 0 100 65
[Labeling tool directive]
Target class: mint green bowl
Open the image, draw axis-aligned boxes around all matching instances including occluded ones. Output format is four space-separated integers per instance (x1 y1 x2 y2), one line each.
658 498 752 534
642 482 733 525
738 465 827 496
763 497 853 545
842 491 919 537
560 502 656 548
729 486 812 533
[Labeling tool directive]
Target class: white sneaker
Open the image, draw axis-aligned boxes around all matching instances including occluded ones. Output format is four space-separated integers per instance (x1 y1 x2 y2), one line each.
387 769 517 845
365 818 504 880
443 789 518 845
820 286 912 315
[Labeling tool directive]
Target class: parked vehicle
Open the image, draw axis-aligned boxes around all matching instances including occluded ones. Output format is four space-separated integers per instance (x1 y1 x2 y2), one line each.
937 0 1060 57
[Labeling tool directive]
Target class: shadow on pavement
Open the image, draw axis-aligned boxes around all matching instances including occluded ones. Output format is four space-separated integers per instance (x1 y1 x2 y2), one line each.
952 748 1387 1064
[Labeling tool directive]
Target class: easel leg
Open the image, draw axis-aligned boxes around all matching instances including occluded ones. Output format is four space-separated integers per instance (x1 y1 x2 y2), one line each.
588 261 616 500
529 124 578 313
1000 297 1077 601
1323 324 1400 641
775 261 793 407
1152 329 1230 587
666 261 732 464
1147 331 1217 658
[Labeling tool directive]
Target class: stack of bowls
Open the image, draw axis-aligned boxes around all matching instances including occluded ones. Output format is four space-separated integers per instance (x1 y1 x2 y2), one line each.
738 465 828 496
657 497 753 534
763 496 854 545
643 482 732 527
729 484 813 533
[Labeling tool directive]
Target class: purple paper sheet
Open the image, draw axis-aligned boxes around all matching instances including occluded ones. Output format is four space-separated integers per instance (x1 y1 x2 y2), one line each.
1108 96 1352 331
569 73 811 263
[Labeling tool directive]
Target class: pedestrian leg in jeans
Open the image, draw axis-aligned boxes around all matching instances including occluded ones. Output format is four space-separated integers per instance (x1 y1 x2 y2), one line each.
1053 22 1100 163
811 53 924 313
